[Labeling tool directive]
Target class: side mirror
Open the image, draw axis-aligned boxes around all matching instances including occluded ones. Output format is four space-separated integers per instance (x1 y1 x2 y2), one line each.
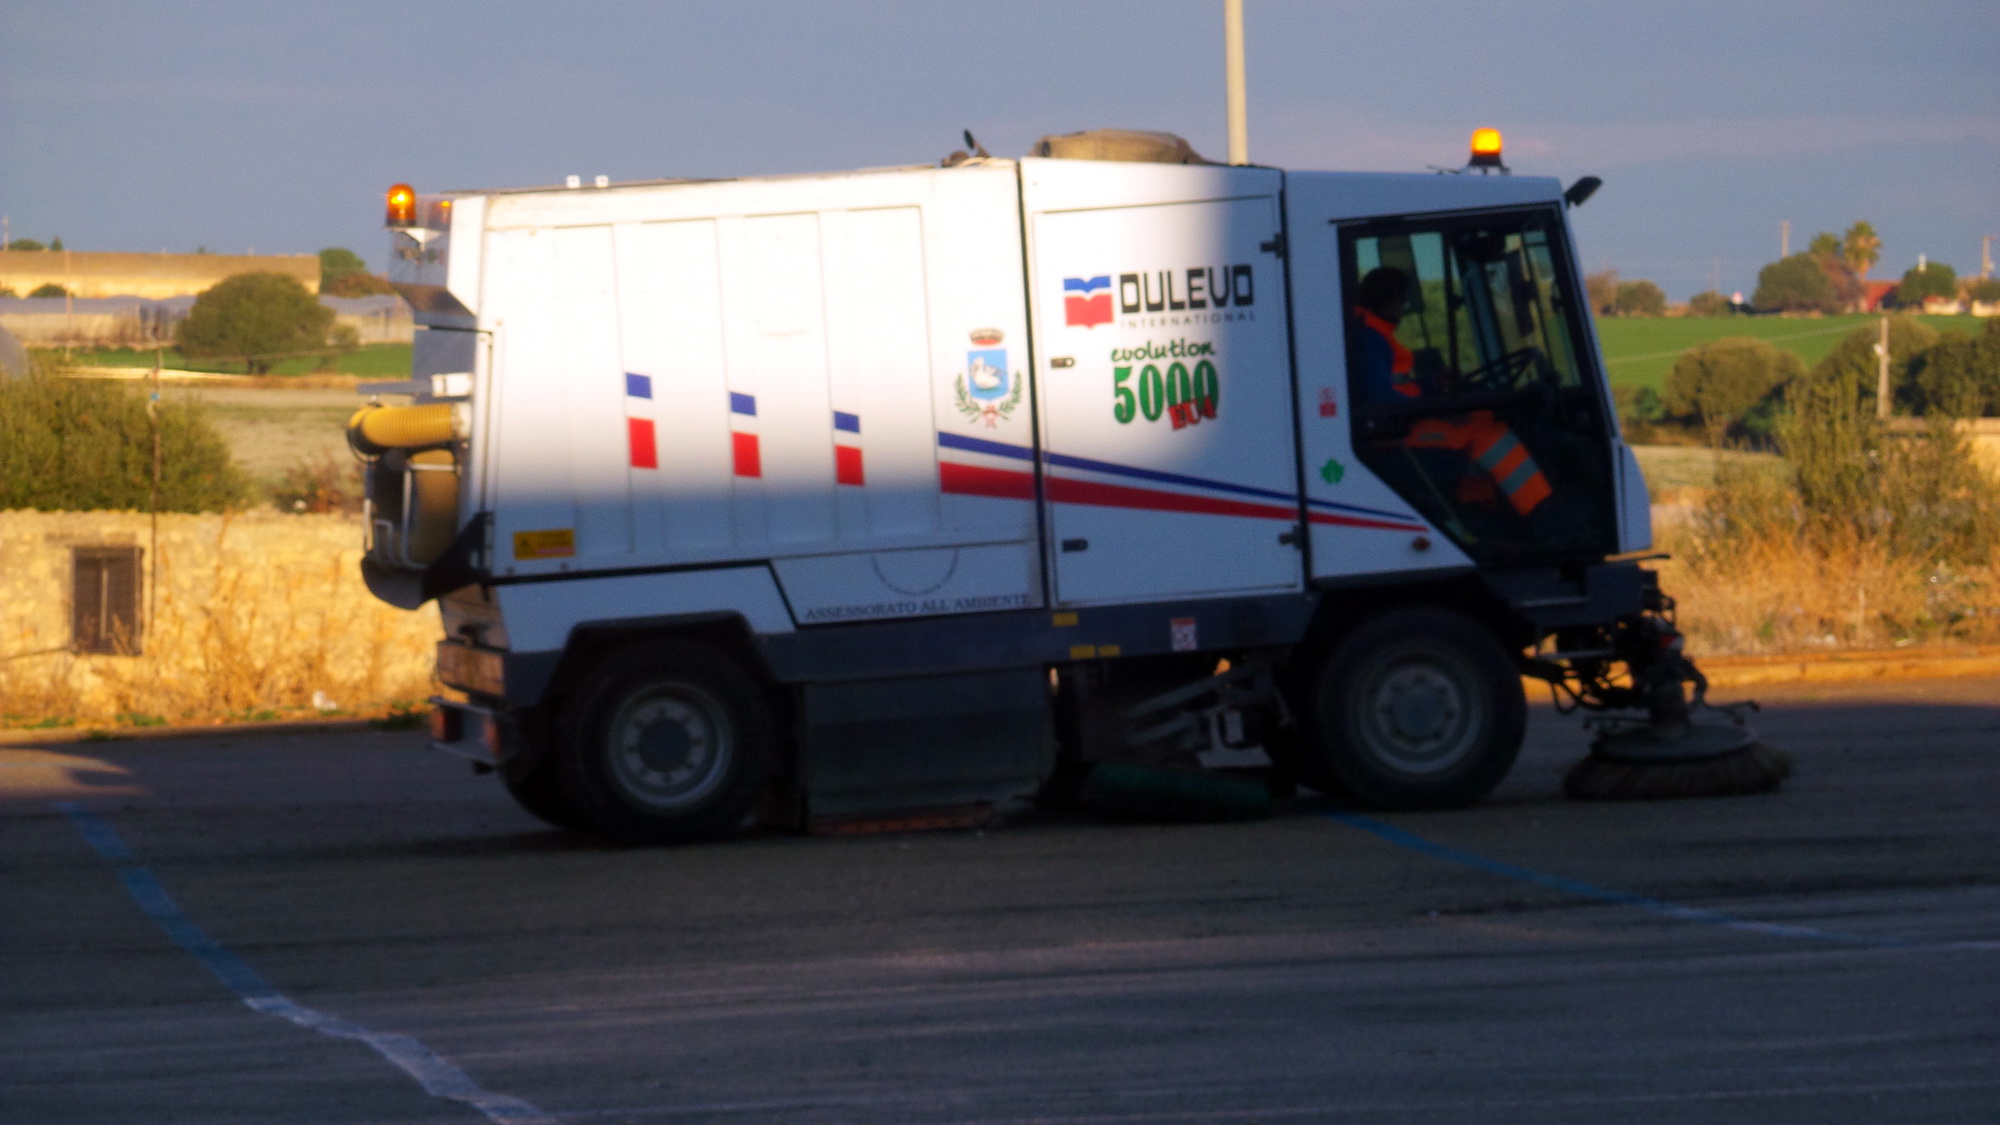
1564 176 1602 209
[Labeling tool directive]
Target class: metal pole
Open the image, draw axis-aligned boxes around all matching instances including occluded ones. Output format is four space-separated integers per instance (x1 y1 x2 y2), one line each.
1780 220 1789 259
1224 0 1248 166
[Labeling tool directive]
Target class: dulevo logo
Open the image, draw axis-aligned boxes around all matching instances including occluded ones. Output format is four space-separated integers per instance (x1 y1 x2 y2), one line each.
1118 265 1254 313
1064 276 1113 328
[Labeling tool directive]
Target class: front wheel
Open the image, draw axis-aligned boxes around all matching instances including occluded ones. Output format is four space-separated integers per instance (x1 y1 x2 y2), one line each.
556 640 775 845
1296 607 1525 810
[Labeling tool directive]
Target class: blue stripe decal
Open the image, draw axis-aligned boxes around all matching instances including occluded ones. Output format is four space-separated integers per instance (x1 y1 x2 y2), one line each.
833 411 860 434
938 431 1034 461
729 392 756 417
1064 275 1111 293
935 431 1418 523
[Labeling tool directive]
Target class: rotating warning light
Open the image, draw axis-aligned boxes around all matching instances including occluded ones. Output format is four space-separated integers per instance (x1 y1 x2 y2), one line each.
1467 128 1507 172
385 183 417 227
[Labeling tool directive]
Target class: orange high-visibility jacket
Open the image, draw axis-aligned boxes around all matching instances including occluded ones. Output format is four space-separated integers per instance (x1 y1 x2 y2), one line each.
1354 311 1552 516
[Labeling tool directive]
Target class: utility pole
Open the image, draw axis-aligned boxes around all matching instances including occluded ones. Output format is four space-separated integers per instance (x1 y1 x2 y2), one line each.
1983 235 1995 280
1780 220 1790 259
1875 316 1891 420
1224 0 1248 166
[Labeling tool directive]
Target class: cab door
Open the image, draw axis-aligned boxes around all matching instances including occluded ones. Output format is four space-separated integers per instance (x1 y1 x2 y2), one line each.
1023 160 1301 607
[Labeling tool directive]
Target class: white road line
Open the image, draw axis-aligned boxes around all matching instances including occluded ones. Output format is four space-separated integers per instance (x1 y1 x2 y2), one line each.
56 801 548 1124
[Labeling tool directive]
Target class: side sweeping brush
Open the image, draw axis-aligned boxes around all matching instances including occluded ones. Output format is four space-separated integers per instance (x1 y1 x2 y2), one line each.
1560 617 1792 801
1565 714 1792 800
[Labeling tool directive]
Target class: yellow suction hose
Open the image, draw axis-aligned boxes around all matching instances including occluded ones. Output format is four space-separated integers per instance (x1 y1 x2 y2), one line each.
347 403 462 457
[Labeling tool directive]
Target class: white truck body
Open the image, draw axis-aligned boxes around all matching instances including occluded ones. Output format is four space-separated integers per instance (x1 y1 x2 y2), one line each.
362 149 1663 835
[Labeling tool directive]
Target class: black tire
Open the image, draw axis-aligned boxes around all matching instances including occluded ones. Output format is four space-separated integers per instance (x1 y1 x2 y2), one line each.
1298 607 1525 810
502 755 590 832
555 640 775 845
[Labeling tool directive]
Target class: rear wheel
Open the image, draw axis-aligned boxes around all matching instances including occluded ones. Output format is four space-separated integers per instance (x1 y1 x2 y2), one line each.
556 640 775 845
1297 607 1525 810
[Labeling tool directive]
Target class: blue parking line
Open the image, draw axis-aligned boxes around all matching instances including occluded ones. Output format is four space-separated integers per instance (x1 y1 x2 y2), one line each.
57 802 548 1124
1328 811 1999 952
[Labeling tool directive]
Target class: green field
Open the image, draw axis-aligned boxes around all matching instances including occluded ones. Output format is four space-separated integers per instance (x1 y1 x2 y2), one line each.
1593 314 1978 392
37 343 413 378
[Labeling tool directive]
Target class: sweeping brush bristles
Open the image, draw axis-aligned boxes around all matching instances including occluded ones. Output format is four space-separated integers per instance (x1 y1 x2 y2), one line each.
1564 739 1793 801
1075 763 1275 822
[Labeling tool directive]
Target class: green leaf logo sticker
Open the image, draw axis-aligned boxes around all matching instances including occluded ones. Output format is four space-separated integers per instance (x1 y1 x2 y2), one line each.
1319 458 1345 485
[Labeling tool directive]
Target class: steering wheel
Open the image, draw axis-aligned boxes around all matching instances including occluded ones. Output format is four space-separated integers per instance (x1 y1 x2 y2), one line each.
1454 346 1544 394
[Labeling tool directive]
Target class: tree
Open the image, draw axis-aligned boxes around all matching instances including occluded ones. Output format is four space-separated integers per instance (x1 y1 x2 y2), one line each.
6 238 46 252
1612 279 1666 317
1663 337 1804 440
317 246 394 297
48 236 63 251
0 360 247 511
1584 269 1619 316
28 282 67 297
1895 261 1958 306
1842 221 1880 281
1967 278 2000 304
1806 231 1862 310
176 272 336 374
1752 253 1840 313
1687 290 1732 317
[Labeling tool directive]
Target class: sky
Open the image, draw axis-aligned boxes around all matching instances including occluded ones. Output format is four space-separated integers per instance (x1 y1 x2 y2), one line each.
3 0 1996 299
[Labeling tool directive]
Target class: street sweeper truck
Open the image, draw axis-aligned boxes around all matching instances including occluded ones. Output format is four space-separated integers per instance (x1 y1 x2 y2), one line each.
351 128 1782 843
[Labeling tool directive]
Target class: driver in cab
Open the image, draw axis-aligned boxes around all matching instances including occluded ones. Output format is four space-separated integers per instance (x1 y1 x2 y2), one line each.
1351 266 1552 518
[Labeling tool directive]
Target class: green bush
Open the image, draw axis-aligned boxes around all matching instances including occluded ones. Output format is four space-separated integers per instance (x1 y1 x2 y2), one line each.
1967 278 2000 303
28 282 67 298
0 362 249 511
1799 315 1938 415
1612 279 1666 317
1662 337 1803 440
1911 318 2000 417
1686 290 1732 317
176 272 336 374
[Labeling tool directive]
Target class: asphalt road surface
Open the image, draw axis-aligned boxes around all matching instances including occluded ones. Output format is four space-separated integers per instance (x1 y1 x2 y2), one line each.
5 677 1998 1124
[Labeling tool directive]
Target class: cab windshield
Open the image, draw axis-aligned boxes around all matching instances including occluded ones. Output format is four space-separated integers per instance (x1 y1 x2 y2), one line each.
1342 208 1615 563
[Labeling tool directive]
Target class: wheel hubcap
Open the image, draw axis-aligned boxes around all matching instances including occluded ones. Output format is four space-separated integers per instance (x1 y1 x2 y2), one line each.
1358 656 1481 775
607 684 733 810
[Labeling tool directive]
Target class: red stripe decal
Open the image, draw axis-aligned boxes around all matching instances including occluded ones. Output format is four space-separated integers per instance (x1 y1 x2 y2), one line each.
627 417 658 469
1046 475 1296 521
731 432 761 478
939 461 1035 500
834 444 864 486
937 461 1428 532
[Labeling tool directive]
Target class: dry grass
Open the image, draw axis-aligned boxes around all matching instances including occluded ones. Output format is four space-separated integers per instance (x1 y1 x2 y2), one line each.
1657 526 2000 656
0 510 437 728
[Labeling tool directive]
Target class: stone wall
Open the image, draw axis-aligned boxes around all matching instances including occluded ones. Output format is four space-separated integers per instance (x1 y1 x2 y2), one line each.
0 510 438 724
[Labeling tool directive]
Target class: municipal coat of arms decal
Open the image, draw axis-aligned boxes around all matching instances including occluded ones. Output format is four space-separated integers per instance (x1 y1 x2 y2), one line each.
955 347 1022 427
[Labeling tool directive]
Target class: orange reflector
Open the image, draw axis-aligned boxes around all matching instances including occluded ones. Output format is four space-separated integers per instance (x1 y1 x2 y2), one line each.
386 183 416 227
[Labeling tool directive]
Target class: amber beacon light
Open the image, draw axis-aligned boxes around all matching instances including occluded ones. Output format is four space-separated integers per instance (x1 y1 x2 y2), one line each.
1467 128 1506 172
385 183 417 227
